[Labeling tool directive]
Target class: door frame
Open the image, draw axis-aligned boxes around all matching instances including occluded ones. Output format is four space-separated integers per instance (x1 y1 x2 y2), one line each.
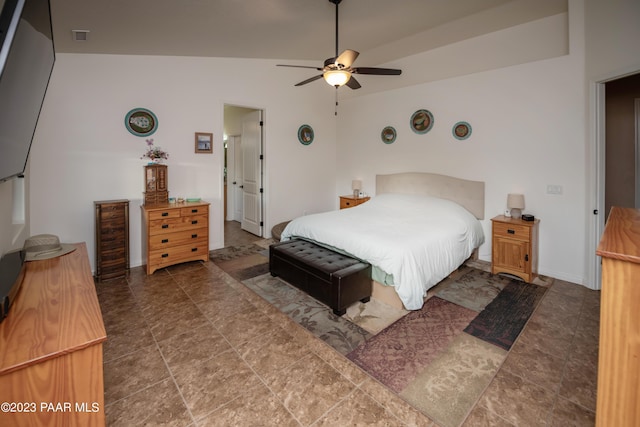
222 103 266 243
636 98 640 208
240 109 263 236
592 66 640 290
225 135 242 222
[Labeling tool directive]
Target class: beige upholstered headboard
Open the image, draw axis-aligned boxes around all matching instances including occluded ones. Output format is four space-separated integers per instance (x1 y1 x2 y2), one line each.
375 172 485 219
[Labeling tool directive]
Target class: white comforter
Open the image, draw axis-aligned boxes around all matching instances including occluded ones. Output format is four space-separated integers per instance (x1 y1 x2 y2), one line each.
280 193 484 310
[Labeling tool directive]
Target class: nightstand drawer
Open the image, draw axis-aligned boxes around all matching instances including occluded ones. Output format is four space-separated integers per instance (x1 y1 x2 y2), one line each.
339 196 370 209
340 198 354 209
492 222 530 241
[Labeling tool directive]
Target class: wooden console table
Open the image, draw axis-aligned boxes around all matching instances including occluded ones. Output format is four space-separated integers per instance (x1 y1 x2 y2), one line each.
0 243 107 426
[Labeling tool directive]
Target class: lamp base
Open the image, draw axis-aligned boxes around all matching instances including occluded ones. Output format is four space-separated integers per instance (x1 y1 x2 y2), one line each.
510 208 522 219
353 190 360 198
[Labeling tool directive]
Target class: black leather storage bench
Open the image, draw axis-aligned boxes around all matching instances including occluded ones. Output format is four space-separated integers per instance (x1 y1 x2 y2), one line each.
269 239 371 316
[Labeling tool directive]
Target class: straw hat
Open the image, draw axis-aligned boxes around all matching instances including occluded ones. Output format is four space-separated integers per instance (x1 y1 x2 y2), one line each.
23 234 76 261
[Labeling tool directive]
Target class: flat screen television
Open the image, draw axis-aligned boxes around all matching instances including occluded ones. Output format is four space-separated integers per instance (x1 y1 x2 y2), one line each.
0 0 55 183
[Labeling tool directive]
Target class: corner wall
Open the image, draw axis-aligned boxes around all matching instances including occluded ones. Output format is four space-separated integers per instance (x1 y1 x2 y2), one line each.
336 11 587 285
28 54 338 272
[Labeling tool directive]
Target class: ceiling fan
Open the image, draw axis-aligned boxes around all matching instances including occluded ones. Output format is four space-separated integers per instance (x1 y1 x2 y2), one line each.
277 0 402 90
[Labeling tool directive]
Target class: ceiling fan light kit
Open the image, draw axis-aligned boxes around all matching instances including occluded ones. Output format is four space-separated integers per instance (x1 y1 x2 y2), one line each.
277 0 401 90
324 69 351 86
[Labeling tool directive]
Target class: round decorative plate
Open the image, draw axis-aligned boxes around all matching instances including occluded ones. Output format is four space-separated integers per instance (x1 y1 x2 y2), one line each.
297 124 314 145
125 108 158 137
381 126 397 144
452 121 472 140
410 109 434 134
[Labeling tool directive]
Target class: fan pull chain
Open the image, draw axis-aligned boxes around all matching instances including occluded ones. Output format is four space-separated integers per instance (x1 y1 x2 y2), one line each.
335 87 339 116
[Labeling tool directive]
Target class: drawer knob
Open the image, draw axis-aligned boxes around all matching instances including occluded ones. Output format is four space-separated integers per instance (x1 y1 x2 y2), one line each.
162 239 168 243
191 220 198 225
191 234 197 238
507 229 515 234
191 209 198 213
191 247 198 252
161 253 169 258
162 224 169 229
162 212 169 217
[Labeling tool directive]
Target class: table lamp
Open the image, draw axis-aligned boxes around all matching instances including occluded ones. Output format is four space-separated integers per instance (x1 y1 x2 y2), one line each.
352 180 362 198
507 193 525 218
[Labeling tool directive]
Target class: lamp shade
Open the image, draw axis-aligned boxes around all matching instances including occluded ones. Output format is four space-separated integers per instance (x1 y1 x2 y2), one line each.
324 70 351 87
352 180 362 191
507 193 525 209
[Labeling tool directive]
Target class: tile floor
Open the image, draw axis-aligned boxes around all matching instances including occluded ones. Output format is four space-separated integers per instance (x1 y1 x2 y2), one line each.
97 221 599 426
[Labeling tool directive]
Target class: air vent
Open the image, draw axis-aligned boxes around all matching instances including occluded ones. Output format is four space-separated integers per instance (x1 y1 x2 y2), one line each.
71 30 90 42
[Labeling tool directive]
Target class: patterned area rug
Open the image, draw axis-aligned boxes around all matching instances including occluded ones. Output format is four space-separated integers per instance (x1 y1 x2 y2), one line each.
463 279 548 350
346 278 547 427
210 245 549 427
435 268 513 312
243 273 371 354
210 245 371 354
347 296 478 393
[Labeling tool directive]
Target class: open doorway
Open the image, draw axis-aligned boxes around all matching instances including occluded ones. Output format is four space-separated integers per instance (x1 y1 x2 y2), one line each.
603 73 640 212
223 104 264 248
593 70 640 289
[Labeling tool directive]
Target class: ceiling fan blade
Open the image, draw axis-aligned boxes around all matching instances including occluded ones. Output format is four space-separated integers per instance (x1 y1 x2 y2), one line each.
335 49 359 68
345 76 361 90
352 67 402 75
295 74 324 86
277 64 323 70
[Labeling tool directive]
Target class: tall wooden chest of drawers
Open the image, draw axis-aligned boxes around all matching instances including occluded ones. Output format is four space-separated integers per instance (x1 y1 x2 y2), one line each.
141 201 210 274
94 199 129 280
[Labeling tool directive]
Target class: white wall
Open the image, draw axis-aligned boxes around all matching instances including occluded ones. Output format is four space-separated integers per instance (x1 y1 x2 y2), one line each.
21 0 640 287
336 9 587 285
583 0 640 289
585 0 640 81
29 54 338 272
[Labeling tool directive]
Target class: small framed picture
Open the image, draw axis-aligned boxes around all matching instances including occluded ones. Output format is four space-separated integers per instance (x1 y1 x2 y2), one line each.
195 132 213 153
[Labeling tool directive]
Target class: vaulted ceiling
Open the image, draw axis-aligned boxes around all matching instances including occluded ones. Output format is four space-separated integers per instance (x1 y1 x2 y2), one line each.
51 0 567 66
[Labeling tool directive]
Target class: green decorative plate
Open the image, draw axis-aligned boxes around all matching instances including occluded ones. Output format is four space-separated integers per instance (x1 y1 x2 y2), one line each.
125 108 158 137
410 109 434 134
297 124 314 145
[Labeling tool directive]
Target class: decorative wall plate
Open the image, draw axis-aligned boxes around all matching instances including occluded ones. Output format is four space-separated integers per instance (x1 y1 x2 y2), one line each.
125 108 158 137
298 124 314 145
452 121 472 140
381 126 397 144
410 109 434 134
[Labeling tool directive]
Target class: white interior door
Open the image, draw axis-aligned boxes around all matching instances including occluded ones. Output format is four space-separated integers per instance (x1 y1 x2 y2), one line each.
231 136 243 221
240 110 262 236
224 135 242 221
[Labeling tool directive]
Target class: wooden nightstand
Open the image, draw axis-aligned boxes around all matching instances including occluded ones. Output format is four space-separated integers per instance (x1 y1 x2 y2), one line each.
339 195 370 209
491 215 539 282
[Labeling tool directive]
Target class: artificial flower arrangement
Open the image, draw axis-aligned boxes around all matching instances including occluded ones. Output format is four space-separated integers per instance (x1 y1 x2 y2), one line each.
140 138 169 163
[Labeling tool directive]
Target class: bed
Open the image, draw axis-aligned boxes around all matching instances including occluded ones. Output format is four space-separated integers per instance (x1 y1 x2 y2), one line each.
280 172 485 310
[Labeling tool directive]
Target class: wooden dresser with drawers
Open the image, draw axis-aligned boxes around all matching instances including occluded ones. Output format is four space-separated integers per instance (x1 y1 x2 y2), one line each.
94 199 129 280
141 201 210 274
